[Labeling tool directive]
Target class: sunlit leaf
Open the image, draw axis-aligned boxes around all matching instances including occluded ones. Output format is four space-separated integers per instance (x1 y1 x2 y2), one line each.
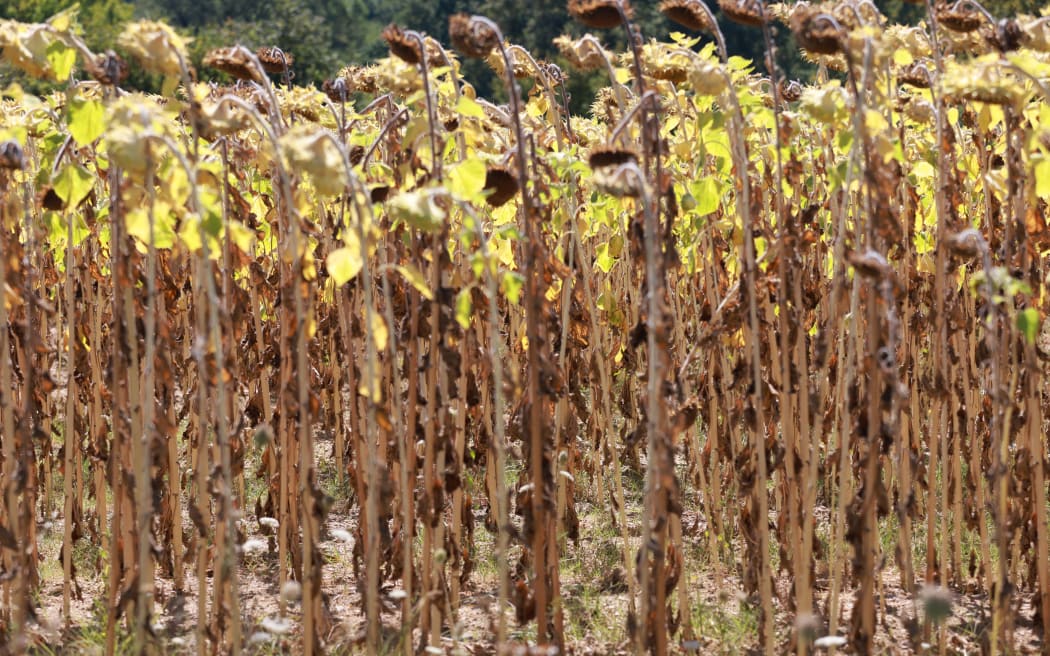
68 98 105 146
52 164 93 209
389 190 446 232
327 246 363 286
45 41 76 81
1017 308 1041 344
394 264 433 300
455 95 485 119
448 157 487 202
455 287 472 329
501 271 524 305
367 307 388 351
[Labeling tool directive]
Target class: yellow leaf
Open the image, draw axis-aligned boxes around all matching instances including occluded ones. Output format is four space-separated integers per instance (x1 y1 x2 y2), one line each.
366 306 388 351
455 95 485 119
394 264 433 300
327 245 363 285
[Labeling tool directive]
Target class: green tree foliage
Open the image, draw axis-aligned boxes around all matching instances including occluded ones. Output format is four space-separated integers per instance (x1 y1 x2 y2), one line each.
3 0 1049 109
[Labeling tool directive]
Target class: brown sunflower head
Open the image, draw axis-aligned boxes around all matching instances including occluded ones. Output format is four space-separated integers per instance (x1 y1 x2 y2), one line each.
337 65 380 95
792 10 843 55
718 0 765 27
449 13 501 59
382 24 422 65
484 166 519 207
203 47 258 81
848 249 890 281
256 47 294 74
659 0 714 33
588 145 639 169
897 62 932 89
554 35 609 71
86 50 129 86
936 3 983 33
322 77 350 103
569 0 631 30
778 79 803 103
0 141 25 170
986 18 1022 53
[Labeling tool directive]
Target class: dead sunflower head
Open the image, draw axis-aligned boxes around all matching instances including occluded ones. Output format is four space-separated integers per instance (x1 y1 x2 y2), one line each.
897 62 932 88
936 2 984 33
256 47 294 74
484 166 519 207
554 35 610 71
337 65 380 95
848 249 891 281
568 0 631 30
86 50 129 86
659 0 715 33
792 10 843 56
588 145 638 169
382 24 422 65
986 18 1022 53
203 46 258 82
779 79 803 103
449 13 501 59
322 77 349 103
0 141 25 170
718 0 765 27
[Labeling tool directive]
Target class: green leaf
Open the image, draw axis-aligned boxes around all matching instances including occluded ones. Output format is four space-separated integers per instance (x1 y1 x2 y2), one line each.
48 7 78 33
688 177 721 216
448 157 487 202
455 287 472 329
501 271 524 304
53 164 94 209
46 42 76 81
327 246 363 285
394 264 433 300
202 209 223 239
1017 308 1041 344
68 99 105 146
595 242 615 274
455 96 485 119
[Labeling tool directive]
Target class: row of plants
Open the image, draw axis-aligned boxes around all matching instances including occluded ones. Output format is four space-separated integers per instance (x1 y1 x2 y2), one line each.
1 0 1050 654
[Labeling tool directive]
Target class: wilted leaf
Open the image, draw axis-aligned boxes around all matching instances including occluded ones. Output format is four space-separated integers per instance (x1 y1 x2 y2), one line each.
394 264 433 300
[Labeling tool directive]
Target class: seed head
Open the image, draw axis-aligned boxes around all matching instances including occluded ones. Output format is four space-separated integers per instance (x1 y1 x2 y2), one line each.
86 50 129 86
382 24 422 65
203 47 258 82
936 3 983 33
483 166 518 207
718 0 765 28
987 18 1022 53
255 46 294 74
336 65 380 95
779 79 803 103
568 0 631 30
449 14 501 59
792 10 843 56
322 77 349 103
659 0 714 33
897 62 933 89
554 35 610 71
0 140 25 170
588 146 638 169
